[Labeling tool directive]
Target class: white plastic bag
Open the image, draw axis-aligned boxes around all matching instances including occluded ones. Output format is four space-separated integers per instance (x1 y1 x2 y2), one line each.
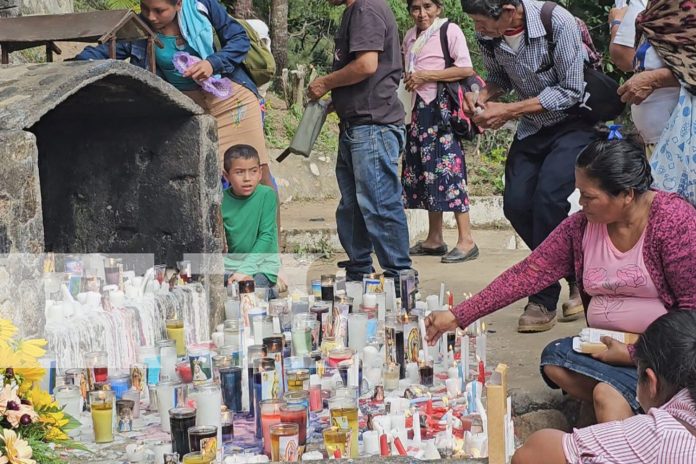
397 78 414 125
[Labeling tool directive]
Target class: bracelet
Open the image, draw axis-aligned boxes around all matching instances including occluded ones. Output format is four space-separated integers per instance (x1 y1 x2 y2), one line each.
610 19 622 29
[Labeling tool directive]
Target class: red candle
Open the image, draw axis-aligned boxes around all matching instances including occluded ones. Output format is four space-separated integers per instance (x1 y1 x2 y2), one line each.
176 361 192 383
93 367 108 383
280 404 307 445
393 436 408 456
478 360 485 385
380 434 390 456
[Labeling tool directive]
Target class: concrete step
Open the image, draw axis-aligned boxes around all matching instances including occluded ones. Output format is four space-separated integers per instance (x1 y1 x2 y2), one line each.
279 198 527 254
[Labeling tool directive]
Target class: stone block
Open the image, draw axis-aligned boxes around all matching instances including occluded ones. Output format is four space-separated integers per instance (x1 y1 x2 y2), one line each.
513 409 571 442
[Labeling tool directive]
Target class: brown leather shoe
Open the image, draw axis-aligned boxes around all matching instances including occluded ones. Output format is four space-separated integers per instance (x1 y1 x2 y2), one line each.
517 302 557 333
560 282 584 322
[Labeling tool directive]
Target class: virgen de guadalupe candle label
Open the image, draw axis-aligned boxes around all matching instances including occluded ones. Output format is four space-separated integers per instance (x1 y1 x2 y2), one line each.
404 318 422 364
279 434 299 461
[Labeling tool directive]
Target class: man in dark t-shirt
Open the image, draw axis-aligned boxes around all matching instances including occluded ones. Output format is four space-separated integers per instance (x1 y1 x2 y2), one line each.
308 0 413 284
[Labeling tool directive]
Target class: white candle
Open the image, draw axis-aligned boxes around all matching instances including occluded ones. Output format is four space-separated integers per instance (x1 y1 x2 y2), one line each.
445 378 460 397
375 292 387 323
439 283 445 307
447 366 459 380
362 293 377 308
418 317 429 361
348 313 368 351
189 383 222 455
346 282 364 306
384 278 397 312
363 430 380 456
405 362 420 384
159 343 177 382
426 295 440 312
156 380 178 432
460 335 470 383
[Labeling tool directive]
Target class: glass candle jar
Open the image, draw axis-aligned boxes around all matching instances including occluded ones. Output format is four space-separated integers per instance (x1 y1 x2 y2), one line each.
89 390 114 444
187 425 218 457
270 423 299 462
129 362 146 394
311 279 322 299
156 380 182 433
286 369 310 392
260 399 285 457
157 339 178 382
283 390 309 427
188 348 212 384
166 319 186 357
327 348 354 368
309 374 322 413
347 313 368 352
279 404 307 446
323 426 352 459
108 374 130 400
247 344 267 416
254 358 277 438
137 345 160 386
212 355 232 384
328 394 359 458
291 314 314 356
181 452 214 464
84 350 108 386
263 336 285 396
383 362 400 391
320 274 336 302
221 408 234 444
169 407 196 457
309 301 331 346
122 388 141 418
54 385 81 420
116 399 135 432
269 298 291 333
223 319 241 351
176 360 193 384
219 367 243 412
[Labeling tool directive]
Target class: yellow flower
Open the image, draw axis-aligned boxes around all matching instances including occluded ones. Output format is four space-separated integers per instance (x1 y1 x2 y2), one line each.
44 427 68 442
14 340 46 365
27 388 53 410
14 367 45 385
0 319 18 348
0 429 35 464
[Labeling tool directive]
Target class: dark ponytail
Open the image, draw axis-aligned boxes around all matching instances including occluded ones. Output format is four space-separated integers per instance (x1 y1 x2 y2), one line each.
634 310 696 406
576 136 653 197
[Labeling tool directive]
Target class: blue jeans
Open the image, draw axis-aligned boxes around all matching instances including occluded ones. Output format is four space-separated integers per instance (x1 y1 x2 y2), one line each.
335 123 412 281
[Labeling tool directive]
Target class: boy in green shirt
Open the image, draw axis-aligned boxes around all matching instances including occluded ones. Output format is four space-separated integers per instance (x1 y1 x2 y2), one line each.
222 144 280 295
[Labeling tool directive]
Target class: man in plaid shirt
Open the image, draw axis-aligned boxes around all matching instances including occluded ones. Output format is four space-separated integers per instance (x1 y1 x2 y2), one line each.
461 0 596 332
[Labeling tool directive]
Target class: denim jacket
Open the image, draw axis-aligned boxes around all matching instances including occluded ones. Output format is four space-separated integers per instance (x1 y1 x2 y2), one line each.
76 0 259 96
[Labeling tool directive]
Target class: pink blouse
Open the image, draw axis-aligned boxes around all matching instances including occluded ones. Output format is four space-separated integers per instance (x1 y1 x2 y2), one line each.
402 22 473 106
583 222 667 334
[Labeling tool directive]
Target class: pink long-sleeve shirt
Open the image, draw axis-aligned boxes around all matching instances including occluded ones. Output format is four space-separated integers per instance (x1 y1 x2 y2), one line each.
452 191 696 329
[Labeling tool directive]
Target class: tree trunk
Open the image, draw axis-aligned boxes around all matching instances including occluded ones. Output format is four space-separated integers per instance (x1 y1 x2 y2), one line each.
270 0 289 73
231 0 254 18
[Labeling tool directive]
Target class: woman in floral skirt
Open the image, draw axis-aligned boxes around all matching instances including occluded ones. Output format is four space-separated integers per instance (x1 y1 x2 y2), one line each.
402 0 479 263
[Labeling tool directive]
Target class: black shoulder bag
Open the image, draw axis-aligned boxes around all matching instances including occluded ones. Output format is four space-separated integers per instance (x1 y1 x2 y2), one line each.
437 21 485 141
540 2 625 123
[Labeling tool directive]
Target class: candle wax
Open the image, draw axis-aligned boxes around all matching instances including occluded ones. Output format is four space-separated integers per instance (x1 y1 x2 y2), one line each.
91 403 113 443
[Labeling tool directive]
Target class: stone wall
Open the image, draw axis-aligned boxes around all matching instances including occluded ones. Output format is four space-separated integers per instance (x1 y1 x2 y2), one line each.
21 0 73 15
0 0 20 17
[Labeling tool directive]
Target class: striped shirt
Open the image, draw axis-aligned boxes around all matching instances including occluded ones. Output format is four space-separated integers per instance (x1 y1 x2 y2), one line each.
563 389 696 463
478 0 584 139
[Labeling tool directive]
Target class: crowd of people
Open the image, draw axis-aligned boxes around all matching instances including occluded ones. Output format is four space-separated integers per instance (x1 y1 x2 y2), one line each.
74 0 696 460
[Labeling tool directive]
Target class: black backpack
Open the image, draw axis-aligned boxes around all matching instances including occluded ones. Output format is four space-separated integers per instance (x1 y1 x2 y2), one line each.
540 2 625 122
437 21 485 141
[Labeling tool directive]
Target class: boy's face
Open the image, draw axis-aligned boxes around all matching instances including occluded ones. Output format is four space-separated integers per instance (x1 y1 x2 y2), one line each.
224 157 262 197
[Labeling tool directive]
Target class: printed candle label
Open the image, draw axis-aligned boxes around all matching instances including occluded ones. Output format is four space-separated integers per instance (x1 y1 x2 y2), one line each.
272 353 284 397
200 437 217 457
190 356 211 382
332 416 350 429
404 322 422 364
279 434 299 461
261 370 277 400
364 278 382 294
332 304 349 347
240 294 256 328
385 326 397 364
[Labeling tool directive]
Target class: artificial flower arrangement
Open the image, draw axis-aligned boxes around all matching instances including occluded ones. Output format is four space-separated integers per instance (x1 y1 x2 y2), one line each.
0 319 84 464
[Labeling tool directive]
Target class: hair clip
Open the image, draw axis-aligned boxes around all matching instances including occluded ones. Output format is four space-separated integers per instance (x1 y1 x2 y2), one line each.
608 124 623 140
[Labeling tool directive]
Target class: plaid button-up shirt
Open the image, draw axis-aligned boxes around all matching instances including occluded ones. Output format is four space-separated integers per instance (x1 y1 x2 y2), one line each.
478 0 585 139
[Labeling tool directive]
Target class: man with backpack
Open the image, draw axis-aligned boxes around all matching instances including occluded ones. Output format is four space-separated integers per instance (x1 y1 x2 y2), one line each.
307 0 415 287
459 0 597 332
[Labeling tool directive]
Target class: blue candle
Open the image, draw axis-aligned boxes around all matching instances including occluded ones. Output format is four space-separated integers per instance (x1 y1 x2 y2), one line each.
108 374 130 400
220 367 243 412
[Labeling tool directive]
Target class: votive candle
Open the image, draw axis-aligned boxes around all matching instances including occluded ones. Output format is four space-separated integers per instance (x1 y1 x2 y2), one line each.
89 390 114 444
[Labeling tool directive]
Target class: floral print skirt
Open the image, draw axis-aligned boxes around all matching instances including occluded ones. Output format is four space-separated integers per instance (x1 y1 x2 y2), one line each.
402 90 470 212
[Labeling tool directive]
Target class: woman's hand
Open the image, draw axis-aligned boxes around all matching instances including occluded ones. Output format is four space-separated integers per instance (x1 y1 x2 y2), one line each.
424 311 460 345
618 72 658 105
183 60 214 81
592 336 633 366
404 71 429 92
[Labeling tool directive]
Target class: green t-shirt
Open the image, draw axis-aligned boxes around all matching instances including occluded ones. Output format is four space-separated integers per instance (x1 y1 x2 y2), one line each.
222 185 279 284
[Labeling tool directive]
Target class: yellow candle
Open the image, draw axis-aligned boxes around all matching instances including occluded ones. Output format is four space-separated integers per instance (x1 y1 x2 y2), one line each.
329 406 359 458
166 319 186 357
89 390 114 444
181 452 213 464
